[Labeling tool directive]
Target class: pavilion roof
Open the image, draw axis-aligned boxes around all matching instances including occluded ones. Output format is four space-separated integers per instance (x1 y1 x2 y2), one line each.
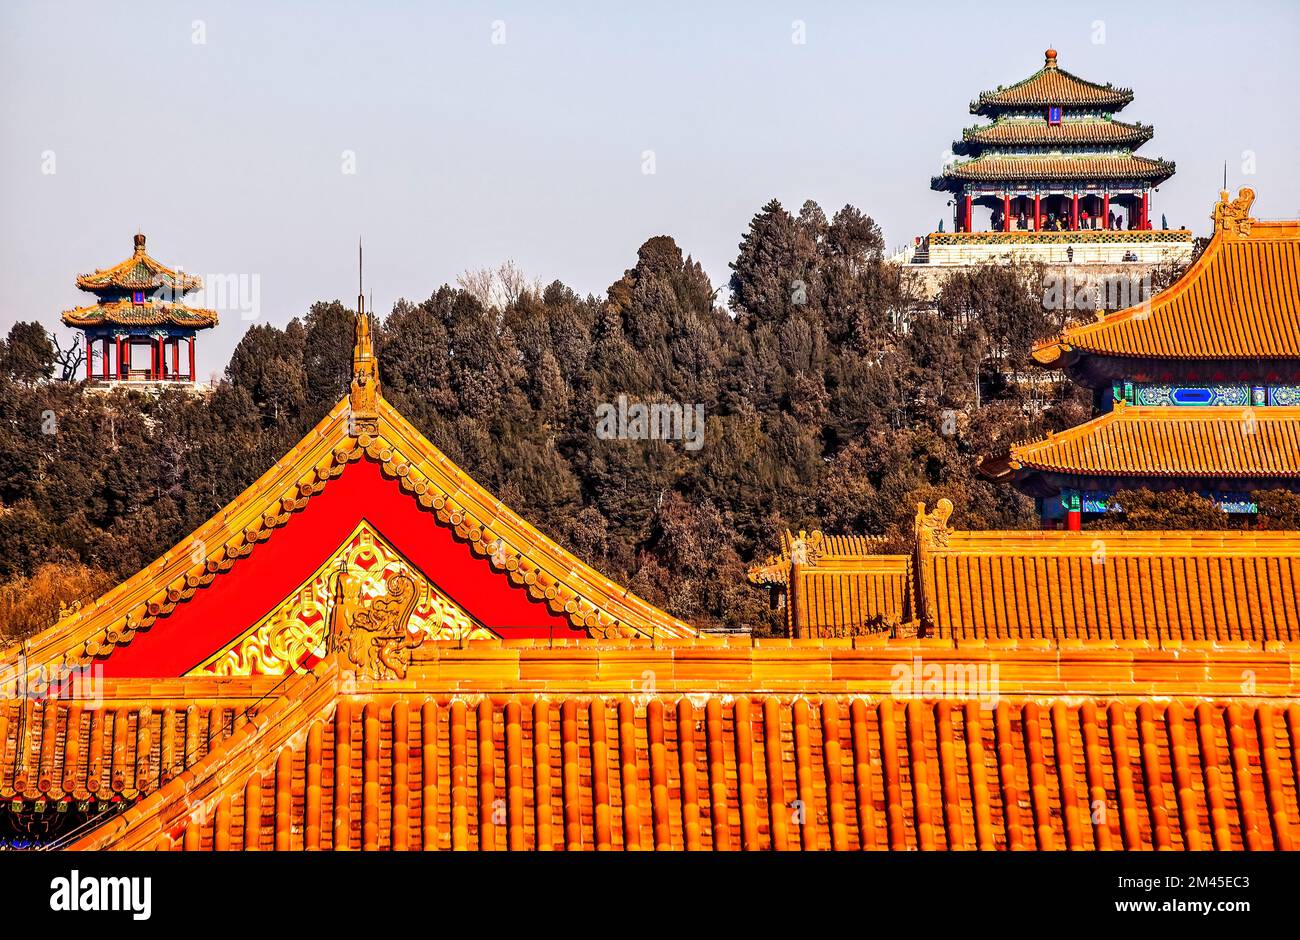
972 49 1133 113
60 298 218 329
936 153 1174 185
989 402 1300 480
1034 190 1300 365
959 117 1152 149
74 233 202 295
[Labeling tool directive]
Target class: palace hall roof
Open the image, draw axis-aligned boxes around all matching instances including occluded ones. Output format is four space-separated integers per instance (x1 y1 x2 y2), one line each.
749 501 1300 646
1 313 693 685
74 233 202 295
1034 190 1300 367
972 49 1133 113
983 403 1300 481
912 513 1300 644
60 298 218 329
748 531 912 637
4 645 1288 852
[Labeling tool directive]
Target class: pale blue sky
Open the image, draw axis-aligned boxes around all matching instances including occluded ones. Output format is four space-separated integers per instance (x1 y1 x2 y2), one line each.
2 0 1297 376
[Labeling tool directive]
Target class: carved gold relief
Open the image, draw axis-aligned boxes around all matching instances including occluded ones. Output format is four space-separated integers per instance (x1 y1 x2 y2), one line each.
191 522 494 677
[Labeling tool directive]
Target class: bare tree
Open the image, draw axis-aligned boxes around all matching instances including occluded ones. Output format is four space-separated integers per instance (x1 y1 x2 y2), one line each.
52 333 86 382
456 260 541 311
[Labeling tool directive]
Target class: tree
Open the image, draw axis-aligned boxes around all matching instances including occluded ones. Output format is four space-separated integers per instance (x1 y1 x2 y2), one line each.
3 321 56 383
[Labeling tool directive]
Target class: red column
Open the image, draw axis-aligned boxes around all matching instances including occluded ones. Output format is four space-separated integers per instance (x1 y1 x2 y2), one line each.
1033 194 1041 231
963 195 972 232
1003 193 1011 232
188 337 196 381
1102 192 1110 229
1141 191 1150 229
1070 193 1079 230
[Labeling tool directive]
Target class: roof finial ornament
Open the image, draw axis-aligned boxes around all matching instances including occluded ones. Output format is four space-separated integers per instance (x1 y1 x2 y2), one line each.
133 231 146 255
1212 187 1256 237
914 499 954 550
1045 46 1057 68
349 238 380 435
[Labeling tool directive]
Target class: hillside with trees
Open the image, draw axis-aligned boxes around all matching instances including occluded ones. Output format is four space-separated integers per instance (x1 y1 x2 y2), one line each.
3 198 1286 641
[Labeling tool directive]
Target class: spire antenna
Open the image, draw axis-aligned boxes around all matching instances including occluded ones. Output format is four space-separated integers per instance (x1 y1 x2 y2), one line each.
358 238 364 315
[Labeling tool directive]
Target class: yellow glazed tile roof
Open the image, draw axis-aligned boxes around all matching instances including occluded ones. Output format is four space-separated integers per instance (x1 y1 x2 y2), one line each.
1035 190 1300 364
1004 403 1300 478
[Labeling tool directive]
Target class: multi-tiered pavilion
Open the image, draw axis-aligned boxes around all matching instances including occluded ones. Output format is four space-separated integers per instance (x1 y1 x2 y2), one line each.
61 233 217 385
923 49 1193 265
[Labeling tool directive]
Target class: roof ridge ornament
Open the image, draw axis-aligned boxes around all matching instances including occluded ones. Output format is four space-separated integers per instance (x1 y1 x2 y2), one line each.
914 499 954 551
1212 187 1256 237
349 238 380 436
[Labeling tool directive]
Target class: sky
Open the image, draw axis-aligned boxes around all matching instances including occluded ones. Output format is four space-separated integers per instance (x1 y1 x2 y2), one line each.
2 0 1297 377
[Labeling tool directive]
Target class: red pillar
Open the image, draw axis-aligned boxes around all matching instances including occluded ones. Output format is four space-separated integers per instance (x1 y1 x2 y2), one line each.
1002 193 1010 232
963 195 972 232
1102 192 1110 229
188 337 196 381
1033 194 1041 231
1141 191 1150 229
171 339 179 378
1070 193 1079 230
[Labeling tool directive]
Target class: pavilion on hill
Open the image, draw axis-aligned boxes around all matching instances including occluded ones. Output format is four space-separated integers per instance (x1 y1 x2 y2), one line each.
921 48 1193 265
61 233 217 385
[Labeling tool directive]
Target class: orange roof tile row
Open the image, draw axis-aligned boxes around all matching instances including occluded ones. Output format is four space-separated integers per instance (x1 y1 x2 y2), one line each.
1003 404 1300 478
0 700 251 802
918 528 1300 643
1034 211 1300 363
76 691 1300 851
